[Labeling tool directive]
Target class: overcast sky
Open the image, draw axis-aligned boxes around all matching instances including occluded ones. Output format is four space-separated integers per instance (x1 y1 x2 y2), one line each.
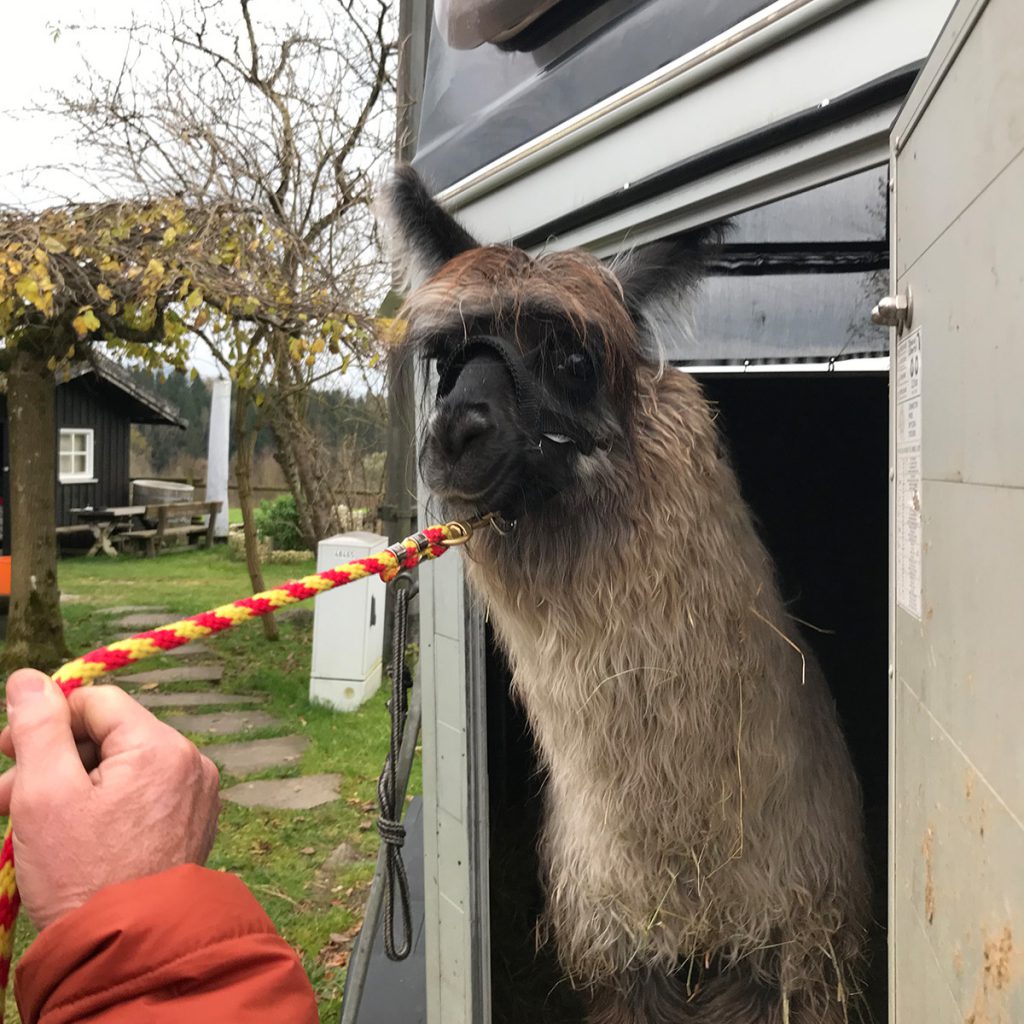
1 4 280 378
0 3 120 206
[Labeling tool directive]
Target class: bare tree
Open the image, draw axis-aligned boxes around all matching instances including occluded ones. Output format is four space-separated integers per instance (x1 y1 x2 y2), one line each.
56 0 397 552
0 196 355 668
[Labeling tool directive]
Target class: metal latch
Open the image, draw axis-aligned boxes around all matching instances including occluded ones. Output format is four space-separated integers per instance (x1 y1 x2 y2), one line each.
871 289 913 331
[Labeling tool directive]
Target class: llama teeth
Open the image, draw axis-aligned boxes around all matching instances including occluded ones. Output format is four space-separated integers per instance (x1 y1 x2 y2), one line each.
543 433 572 444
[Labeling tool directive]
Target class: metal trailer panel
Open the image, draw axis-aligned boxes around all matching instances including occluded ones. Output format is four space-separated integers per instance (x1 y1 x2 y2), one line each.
889 0 1024 1021
416 359 492 1024
415 0 773 190
442 0 952 253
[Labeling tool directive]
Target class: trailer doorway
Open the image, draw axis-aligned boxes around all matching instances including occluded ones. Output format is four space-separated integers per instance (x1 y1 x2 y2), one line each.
700 369 891 1000
480 367 889 1024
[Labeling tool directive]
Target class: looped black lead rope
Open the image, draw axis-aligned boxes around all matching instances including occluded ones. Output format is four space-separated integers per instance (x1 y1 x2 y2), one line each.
377 572 414 960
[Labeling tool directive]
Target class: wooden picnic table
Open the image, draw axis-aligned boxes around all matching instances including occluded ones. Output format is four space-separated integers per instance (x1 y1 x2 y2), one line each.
117 500 222 557
69 506 146 557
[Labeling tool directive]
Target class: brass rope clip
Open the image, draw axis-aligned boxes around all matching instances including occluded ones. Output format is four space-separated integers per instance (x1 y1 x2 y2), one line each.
442 512 510 546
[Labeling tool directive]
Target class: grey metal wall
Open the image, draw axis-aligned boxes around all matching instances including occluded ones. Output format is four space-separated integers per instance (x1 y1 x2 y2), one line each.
416 535 491 1024
889 0 1024 1019
440 0 953 256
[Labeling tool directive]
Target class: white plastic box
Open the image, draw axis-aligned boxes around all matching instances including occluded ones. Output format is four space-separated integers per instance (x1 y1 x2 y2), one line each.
310 531 388 711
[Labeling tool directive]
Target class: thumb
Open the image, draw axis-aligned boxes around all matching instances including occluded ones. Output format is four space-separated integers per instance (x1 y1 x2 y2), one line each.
5 670 87 791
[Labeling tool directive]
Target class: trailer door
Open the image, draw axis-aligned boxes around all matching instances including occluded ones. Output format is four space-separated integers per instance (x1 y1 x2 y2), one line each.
888 0 1024 1020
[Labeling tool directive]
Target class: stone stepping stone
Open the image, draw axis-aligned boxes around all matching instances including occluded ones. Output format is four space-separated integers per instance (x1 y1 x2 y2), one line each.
202 735 308 775
117 613 175 629
119 665 224 686
275 607 314 624
114 637 215 658
313 841 364 899
136 692 266 709
220 774 340 810
163 710 281 735
167 641 214 658
105 605 167 615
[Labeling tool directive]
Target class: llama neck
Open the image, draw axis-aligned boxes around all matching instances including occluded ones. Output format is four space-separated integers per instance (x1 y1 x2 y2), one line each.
465 367 784 682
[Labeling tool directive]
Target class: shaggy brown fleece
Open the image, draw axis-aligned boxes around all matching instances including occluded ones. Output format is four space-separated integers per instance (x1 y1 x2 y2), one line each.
386 171 870 1024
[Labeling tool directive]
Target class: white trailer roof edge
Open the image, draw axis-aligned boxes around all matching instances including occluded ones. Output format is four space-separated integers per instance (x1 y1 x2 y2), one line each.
436 0 860 211
435 0 953 254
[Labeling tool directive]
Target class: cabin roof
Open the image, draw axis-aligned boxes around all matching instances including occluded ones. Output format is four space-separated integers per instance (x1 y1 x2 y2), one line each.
57 355 188 429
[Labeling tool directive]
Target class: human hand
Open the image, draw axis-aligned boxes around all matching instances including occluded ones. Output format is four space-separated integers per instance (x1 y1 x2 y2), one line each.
0 670 220 931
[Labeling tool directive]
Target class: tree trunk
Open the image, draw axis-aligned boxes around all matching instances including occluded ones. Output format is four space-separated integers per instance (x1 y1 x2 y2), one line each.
2 345 70 672
234 389 278 641
381 343 418 667
382 357 417 544
286 411 339 541
267 389 339 548
269 408 318 549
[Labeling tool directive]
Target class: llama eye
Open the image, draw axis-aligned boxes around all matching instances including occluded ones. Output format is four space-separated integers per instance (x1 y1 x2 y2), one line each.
550 350 599 404
555 352 593 381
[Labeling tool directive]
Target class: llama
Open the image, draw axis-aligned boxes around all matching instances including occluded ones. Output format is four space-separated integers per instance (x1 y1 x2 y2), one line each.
382 167 870 1024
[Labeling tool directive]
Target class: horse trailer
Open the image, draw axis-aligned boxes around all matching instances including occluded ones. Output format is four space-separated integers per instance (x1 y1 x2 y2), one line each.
348 2 1023 1022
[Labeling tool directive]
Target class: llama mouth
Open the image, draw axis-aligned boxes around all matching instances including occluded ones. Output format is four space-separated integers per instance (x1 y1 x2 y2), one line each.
439 470 537 521
428 453 520 511
423 431 577 519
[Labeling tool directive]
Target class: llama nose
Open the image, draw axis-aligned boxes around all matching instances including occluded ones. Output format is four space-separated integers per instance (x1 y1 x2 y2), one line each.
439 404 493 459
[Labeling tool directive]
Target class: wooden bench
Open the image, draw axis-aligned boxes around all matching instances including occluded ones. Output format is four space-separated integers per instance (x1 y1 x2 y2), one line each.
117 501 222 557
55 524 96 538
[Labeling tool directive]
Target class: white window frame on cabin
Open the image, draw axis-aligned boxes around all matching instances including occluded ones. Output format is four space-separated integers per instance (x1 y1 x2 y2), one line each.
58 428 95 484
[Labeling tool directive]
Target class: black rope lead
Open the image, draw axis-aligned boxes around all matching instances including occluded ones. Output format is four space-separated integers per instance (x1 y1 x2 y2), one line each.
377 572 414 961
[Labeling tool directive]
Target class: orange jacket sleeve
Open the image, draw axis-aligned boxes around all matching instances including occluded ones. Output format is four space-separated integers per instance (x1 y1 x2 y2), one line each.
14 864 318 1024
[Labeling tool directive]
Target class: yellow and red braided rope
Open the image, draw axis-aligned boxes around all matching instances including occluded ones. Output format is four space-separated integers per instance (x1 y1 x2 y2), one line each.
0 521 464 1006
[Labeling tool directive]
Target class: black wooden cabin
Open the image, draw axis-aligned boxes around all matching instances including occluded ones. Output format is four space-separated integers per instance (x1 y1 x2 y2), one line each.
0 357 186 555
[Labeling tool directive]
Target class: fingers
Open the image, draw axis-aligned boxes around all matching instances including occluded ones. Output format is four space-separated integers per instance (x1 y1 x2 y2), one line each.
2 682 170 809
5 671 89 796
66 685 174 760
2 726 98 764
77 739 101 772
0 766 12 815
0 740 98 815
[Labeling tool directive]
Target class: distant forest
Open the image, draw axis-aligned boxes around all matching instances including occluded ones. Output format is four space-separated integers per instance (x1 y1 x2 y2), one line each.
129 368 387 490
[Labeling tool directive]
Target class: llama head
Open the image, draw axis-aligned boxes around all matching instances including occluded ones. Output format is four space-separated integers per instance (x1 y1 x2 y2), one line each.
380 165 717 521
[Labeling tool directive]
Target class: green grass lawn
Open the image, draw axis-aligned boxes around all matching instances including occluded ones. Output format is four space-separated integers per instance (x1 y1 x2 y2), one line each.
2 546 409 1022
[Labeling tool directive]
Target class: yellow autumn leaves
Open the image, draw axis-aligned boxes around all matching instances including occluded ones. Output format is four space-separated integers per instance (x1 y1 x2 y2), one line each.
0 198 384 389
71 308 101 340
7 250 56 318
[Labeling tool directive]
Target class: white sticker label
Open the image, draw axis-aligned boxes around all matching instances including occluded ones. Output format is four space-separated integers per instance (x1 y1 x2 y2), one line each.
895 328 923 619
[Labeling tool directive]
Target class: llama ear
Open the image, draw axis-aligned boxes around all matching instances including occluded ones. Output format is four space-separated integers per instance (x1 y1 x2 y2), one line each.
378 165 480 290
613 224 726 322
